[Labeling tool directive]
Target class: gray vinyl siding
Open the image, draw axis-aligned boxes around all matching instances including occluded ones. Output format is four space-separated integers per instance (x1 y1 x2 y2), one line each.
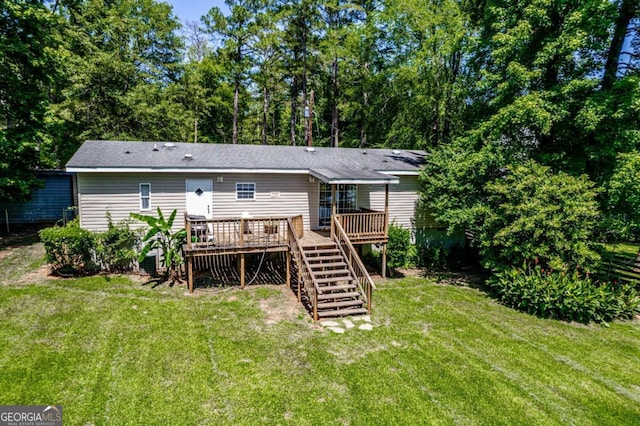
211 173 314 229
77 172 315 231
77 172 426 233
77 173 187 231
359 175 425 230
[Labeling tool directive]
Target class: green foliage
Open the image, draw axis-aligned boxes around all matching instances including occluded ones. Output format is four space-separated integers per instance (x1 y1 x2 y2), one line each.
39 220 97 275
480 161 601 271
605 152 640 233
424 157 601 272
130 208 187 283
386 223 414 273
415 242 472 271
489 265 640 324
95 218 139 273
0 0 63 201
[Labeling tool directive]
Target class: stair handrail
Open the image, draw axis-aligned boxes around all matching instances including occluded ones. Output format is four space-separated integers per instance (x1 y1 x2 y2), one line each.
287 217 323 320
332 216 376 314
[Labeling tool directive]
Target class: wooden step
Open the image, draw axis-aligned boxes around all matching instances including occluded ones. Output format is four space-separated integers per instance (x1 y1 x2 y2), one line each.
318 299 364 309
305 250 341 257
317 307 368 318
313 268 351 277
316 276 352 285
309 261 347 269
318 291 361 300
316 283 356 291
303 244 337 251
306 255 343 263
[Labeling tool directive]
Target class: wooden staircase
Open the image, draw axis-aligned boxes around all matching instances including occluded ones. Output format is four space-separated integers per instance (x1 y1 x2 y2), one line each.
302 242 368 318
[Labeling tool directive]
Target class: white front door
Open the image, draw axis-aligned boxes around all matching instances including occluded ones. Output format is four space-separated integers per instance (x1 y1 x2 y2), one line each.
186 179 213 218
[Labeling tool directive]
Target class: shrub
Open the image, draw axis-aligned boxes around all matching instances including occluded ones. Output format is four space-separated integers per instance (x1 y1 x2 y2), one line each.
39 220 97 275
95 219 139 273
386 223 414 273
480 161 601 272
488 265 640 323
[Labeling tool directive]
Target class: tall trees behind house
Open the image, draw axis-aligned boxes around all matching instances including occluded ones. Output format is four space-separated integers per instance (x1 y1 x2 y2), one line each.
1 0 638 204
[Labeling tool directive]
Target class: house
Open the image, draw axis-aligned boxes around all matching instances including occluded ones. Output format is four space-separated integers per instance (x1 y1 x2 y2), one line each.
66 140 427 319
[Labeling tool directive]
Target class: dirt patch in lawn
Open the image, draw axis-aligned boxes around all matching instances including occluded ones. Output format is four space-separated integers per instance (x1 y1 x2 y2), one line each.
0 241 49 285
258 285 306 324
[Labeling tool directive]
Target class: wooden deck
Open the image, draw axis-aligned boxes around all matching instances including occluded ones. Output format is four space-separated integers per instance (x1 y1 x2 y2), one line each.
182 211 385 320
300 229 332 246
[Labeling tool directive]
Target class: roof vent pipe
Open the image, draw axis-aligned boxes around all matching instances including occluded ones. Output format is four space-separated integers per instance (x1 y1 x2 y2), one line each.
153 144 159 151
184 153 193 161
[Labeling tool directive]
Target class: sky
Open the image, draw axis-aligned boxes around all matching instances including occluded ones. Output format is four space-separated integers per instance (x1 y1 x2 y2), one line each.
164 0 229 24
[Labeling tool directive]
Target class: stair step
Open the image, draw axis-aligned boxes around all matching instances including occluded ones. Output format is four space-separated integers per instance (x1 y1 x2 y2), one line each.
317 283 356 291
318 291 361 300
313 268 351 277
317 307 369 318
309 261 347 269
316 276 352 285
318 299 364 309
303 244 337 251
306 255 343 262
306 250 341 256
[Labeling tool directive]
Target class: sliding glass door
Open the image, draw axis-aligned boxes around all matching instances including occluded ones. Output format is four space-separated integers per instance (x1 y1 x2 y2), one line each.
318 183 357 227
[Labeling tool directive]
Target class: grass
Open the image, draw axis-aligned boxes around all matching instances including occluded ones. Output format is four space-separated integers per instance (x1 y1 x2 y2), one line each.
1 243 639 425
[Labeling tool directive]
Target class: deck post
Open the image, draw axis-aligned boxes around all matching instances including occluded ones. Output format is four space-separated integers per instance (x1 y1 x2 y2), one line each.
185 213 192 249
382 243 387 279
286 250 291 287
240 253 245 289
331 184 337 239
187 254 194 292
384 183 389 237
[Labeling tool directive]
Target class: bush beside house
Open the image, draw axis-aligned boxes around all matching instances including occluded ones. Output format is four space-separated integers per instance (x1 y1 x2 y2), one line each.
40 219 139 276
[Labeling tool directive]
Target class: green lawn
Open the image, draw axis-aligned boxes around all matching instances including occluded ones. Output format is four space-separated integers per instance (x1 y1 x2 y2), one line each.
1 243 639 425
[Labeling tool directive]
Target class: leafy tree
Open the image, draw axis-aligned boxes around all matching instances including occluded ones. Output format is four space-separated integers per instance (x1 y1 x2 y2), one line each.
203 0 261 144
606 152 640 233
480 162 601 271
0 0 64 201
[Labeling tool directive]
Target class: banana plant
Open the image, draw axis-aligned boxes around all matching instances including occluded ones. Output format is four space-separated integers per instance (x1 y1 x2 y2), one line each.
131 208 187 283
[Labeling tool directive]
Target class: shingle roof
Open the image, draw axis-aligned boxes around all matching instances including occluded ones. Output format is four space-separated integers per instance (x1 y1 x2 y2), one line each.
66 141 426 176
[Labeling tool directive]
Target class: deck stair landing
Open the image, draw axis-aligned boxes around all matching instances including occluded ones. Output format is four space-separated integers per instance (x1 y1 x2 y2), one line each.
302 242 368 318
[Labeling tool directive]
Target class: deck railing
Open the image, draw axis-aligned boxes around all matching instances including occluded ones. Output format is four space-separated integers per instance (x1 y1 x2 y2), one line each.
287 217 322 320
185 213 297 250
334 209 388 243
332 216 376 314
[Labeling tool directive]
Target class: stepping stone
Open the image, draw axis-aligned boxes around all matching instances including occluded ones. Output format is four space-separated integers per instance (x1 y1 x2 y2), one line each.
343 319 355 329
321 320 340 327
327 327 345 334
353 315 371 323
359 323 373 331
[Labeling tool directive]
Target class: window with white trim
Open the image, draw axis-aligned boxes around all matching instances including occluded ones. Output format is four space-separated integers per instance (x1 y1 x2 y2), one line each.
140 183 151 210
236 182 256 200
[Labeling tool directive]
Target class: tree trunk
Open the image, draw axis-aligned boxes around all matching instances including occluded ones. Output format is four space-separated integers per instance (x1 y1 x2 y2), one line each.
331 57 339 147
302 30 309 146
603 0 637 89
232 43 242 144
290 76 297 145
233 80 239 144
359 61 369 148
262 87 269 145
